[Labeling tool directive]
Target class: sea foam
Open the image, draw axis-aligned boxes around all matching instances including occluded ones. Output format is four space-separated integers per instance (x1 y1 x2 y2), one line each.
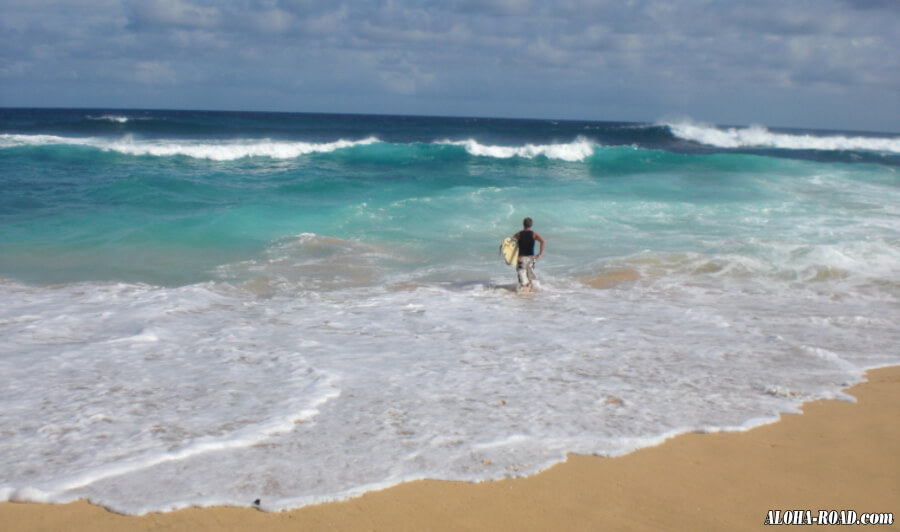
442 136 596 161
0 134 599 162
0 134 381 160
2 243 897 513
88 115 130 123
666 121 900 153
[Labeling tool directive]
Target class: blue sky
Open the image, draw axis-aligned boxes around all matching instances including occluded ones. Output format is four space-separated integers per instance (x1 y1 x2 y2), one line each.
1 0 898 132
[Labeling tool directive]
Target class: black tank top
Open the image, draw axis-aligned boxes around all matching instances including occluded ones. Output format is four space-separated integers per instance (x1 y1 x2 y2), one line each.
518 230 535 256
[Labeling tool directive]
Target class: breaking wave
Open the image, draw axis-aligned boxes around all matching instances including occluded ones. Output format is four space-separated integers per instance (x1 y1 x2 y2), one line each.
0 134 382 161
666 121 900 154
87 114 131 124
7 124 899 164
443 136 596 162
0 134 598 162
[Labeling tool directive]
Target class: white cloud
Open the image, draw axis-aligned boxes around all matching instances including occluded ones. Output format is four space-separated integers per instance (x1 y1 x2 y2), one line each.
128 0 222 30
134 61 177 84
376 58 435 95
245 9 291 34
0 0 897 130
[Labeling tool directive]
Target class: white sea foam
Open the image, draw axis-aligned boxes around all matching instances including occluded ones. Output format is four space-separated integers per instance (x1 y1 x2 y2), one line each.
87 114 130 123
0 134 381 160
441 136 596 161
1 230 898 514
1 133 601 162
0 134 77 148
666 121 900 153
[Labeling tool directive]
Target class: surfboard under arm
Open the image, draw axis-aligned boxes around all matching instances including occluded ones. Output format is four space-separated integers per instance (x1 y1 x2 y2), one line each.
500 237 518 266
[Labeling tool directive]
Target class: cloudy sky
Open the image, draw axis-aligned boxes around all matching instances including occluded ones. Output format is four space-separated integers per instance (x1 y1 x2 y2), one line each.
1 0 898 132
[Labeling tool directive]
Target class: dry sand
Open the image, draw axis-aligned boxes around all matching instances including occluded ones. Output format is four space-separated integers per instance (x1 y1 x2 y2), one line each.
3 366 898 531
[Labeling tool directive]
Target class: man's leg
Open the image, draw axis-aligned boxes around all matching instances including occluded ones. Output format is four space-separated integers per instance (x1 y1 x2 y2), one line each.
527 258 537 284
517 257 533 287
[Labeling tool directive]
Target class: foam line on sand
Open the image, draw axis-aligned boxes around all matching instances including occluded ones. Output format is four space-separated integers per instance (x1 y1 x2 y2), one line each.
2 366 898 531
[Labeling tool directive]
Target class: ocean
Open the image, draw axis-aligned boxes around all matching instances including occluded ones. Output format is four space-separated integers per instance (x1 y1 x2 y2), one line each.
1 108 898 514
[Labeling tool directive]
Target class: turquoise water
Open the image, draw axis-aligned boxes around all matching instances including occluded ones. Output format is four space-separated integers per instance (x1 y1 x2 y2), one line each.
1 109 899 513
3 111 896 286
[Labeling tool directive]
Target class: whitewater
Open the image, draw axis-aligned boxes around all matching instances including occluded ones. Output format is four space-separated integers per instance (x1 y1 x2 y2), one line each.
1 109 898 514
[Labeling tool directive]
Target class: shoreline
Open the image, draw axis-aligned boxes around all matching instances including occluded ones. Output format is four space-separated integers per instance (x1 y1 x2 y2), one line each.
3 365 898 531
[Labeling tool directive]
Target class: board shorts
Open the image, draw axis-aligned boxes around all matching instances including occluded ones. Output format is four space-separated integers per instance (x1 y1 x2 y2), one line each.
516 256 536 287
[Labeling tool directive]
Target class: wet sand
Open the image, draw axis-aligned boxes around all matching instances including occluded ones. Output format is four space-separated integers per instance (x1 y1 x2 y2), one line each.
3 366 898 531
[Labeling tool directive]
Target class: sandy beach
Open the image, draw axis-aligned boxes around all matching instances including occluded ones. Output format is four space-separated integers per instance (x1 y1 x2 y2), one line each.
3 365 898 531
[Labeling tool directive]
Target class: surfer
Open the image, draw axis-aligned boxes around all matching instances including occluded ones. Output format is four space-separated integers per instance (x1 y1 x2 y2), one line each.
513 217 545 289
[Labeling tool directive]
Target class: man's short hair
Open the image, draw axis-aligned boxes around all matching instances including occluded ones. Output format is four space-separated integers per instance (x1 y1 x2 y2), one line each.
523 217 533 228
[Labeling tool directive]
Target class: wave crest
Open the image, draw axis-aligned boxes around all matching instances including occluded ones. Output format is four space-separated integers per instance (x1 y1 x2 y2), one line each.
87 115 131 123
442 136 596 162
0 134 381 161
666 121 900 154
0 134 598 162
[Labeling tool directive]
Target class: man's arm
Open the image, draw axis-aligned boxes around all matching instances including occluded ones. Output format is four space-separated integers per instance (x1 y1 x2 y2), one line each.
534 232 545 259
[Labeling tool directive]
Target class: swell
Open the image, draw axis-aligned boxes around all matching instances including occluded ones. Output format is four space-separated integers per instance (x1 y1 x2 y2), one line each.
0 133 736 166
0 134 601 162
0 134 382 161
666 121 900 154
7 132 898 172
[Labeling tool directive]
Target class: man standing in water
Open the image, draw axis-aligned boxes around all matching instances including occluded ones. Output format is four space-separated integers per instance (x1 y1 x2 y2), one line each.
513 217 545 290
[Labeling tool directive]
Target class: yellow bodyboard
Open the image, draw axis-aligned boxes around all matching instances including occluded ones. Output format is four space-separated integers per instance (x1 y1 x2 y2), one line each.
500 237 519 266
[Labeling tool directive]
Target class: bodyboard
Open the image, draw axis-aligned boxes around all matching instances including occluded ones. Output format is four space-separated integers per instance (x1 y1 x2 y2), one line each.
500 237 519 266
